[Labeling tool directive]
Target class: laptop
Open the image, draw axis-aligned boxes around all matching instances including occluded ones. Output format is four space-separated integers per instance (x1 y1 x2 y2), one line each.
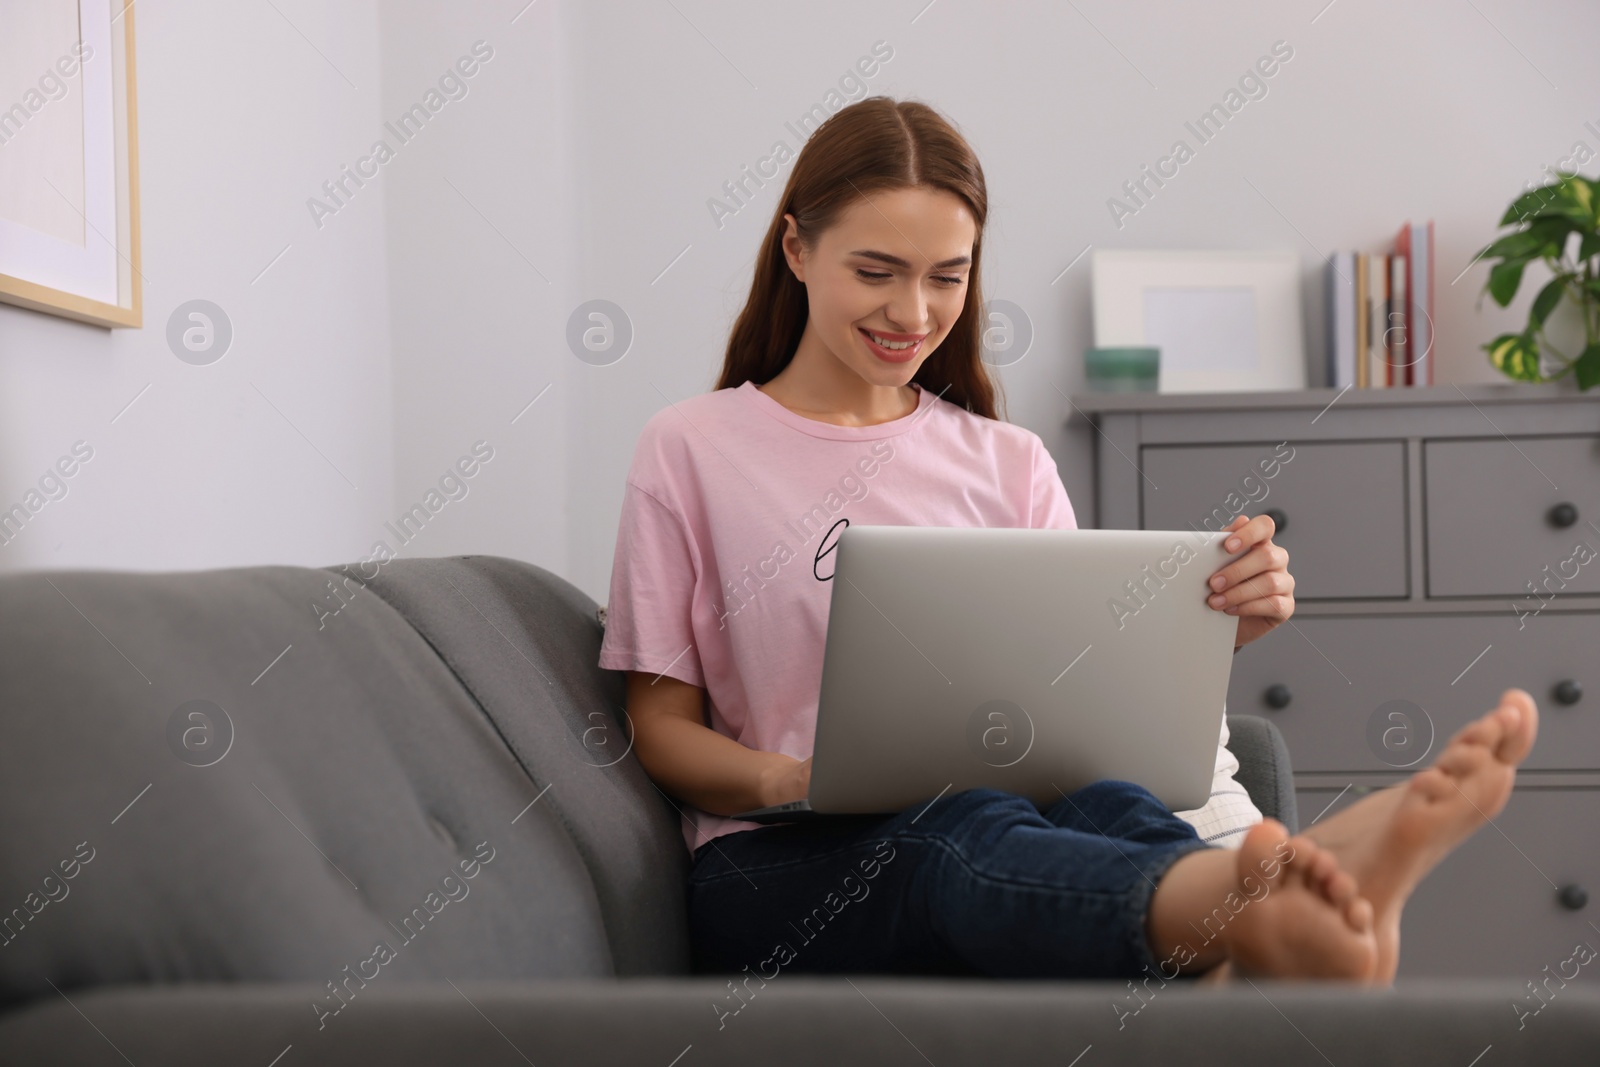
733 525 1243 823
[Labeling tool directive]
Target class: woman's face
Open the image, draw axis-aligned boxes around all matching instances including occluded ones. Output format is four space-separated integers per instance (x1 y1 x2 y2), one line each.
783 185 976 387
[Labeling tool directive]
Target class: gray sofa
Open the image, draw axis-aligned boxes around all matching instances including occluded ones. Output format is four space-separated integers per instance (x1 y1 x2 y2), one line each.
1 554 1596 1065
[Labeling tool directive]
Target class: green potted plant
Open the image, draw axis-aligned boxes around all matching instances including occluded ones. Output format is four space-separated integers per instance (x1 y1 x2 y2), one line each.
1476 170 1600 390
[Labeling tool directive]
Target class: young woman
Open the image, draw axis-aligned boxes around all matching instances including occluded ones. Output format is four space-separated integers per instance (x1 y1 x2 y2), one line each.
598 96 1539 984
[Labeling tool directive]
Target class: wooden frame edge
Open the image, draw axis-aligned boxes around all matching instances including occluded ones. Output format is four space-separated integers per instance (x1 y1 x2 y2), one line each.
0 1 143 330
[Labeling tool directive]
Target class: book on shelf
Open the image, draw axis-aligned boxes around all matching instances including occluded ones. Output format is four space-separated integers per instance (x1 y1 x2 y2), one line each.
1327 251 1355 389
1325 219 1433 388
1355 252 1369 388
1363 251 1389 387
1390 252 1408 384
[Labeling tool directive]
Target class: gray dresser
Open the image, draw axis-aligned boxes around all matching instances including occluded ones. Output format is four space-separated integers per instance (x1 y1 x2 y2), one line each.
1071 382 1600 980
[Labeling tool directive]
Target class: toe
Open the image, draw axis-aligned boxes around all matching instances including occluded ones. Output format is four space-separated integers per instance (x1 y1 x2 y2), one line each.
1451 711 1504 751
1306 846 1338 885
1497 688 1539 763
1325 867 1359 907
1345 894 1375 934
1280 834 1320 877
1406 765 1453 803
1240 818 1293 885
1436 737 1493 778
1308 852 1356 905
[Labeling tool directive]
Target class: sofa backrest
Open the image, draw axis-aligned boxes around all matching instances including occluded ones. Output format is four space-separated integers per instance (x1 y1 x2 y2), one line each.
0 555 689 1010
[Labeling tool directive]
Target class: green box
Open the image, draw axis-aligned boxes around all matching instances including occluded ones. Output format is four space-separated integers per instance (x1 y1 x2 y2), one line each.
1084 346 1160 393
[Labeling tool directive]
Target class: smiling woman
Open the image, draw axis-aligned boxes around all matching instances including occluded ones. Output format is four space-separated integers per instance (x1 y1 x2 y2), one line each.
595 95 1508 988
715 100 995 424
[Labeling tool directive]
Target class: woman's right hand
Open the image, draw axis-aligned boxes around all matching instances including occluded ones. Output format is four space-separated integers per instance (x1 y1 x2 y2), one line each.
758 754 811 807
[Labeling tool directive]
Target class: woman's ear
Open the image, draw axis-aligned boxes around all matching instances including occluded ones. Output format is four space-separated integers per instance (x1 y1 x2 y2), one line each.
780 213 807 282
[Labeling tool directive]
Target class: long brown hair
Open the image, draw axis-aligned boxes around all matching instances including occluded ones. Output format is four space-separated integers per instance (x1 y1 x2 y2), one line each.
714 96 1003 421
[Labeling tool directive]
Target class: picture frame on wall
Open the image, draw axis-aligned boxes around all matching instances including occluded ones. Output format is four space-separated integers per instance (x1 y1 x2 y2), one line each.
0 0 142 329
1091 249 1306 393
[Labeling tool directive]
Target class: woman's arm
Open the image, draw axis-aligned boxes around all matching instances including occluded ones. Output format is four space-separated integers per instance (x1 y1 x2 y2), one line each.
625 671 810 815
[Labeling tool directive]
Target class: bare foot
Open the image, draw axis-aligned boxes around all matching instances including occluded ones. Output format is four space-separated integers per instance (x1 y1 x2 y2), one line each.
1301 688 1540 983
1203 820 1378 982
1148 818 1377 982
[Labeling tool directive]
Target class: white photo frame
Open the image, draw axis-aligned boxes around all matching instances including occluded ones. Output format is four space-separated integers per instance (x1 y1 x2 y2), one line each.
1091 250 1305 393
0 0 142 329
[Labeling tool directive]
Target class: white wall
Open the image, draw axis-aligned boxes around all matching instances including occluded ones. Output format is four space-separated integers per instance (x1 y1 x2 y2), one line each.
0 0 395 573
4 0 1596 603
378 0 577 580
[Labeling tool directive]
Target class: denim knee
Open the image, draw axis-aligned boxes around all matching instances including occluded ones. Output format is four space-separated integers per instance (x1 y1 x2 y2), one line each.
899 786 1035 836
1042 778 1204 846
886 785 1219 979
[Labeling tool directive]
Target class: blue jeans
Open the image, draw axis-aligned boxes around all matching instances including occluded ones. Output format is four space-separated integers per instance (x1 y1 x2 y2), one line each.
687 780 1216 980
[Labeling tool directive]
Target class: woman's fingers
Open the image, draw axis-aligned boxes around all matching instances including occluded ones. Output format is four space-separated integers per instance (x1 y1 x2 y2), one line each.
1223 591 1296 618
1208 541 1290 601
1210 565 1294 610
1221 511 1274 553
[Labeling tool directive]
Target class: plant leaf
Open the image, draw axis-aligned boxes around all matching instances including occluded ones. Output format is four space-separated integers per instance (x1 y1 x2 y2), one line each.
1576 343 1600 391
1500 173 1591 227
1565 172 1595 217
1529 276 1567 329
1480 218 1577 263
1587 176 1600 225
1487 259 1527 306
1549 171 1598 226
1530 216 1580 257
1485 332 1543 381
1479 232 1542 261
1500 183 1570 226
1580 231 1600 262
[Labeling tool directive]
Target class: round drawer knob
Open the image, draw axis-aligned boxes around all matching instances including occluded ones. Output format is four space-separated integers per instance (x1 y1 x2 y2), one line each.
1554 679 1583 706
1548 502 1579 528
1264 508 1289 535
1264 683 1292 710
1558 884 1588 911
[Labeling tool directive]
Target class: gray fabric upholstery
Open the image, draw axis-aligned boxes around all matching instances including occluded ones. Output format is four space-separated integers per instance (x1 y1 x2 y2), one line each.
8 552 1585 1065
0 557 680 1016
1224 713 1298 833
2 978 1595 1066
343 554 690 975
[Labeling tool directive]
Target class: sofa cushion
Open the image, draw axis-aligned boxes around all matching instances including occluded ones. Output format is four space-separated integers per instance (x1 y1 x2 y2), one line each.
348 555 690 975
1222 714 1298 833
0 558 657 1010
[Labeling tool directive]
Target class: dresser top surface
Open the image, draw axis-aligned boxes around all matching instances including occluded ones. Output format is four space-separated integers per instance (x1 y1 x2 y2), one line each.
1069 380 1594 415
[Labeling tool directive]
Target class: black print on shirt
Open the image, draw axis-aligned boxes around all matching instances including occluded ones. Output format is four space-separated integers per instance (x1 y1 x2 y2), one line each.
815 517 848 581
714 439 897 629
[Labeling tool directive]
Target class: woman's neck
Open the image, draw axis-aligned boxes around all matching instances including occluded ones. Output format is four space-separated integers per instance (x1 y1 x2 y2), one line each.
756 343 918 428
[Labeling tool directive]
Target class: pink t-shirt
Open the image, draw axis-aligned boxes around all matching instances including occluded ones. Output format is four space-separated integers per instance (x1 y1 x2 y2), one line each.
598 379 1077 855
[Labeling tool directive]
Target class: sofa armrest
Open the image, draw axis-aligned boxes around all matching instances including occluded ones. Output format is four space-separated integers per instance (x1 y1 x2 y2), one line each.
1226 714 1297 834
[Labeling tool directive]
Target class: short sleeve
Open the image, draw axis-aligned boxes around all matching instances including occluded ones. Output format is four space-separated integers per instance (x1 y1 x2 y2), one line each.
597 482 706 687
1029 436 1078 530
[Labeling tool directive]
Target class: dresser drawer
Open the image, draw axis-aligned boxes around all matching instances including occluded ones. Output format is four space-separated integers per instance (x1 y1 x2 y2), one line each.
1230 613 1597 773
1300 785 1600 979
1425 435 1600 598
1141 441 1408 599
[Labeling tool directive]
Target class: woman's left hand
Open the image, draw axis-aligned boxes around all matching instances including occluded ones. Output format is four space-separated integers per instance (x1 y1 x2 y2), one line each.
1207 513 1295 651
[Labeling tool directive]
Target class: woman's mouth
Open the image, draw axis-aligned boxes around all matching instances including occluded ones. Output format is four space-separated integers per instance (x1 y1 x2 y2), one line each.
859 327 925 363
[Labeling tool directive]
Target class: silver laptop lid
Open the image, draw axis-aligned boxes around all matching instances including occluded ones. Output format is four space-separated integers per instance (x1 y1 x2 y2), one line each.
806 525 1239 814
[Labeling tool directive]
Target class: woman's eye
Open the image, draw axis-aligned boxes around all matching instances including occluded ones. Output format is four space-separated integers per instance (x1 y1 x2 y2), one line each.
855 269 966 286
